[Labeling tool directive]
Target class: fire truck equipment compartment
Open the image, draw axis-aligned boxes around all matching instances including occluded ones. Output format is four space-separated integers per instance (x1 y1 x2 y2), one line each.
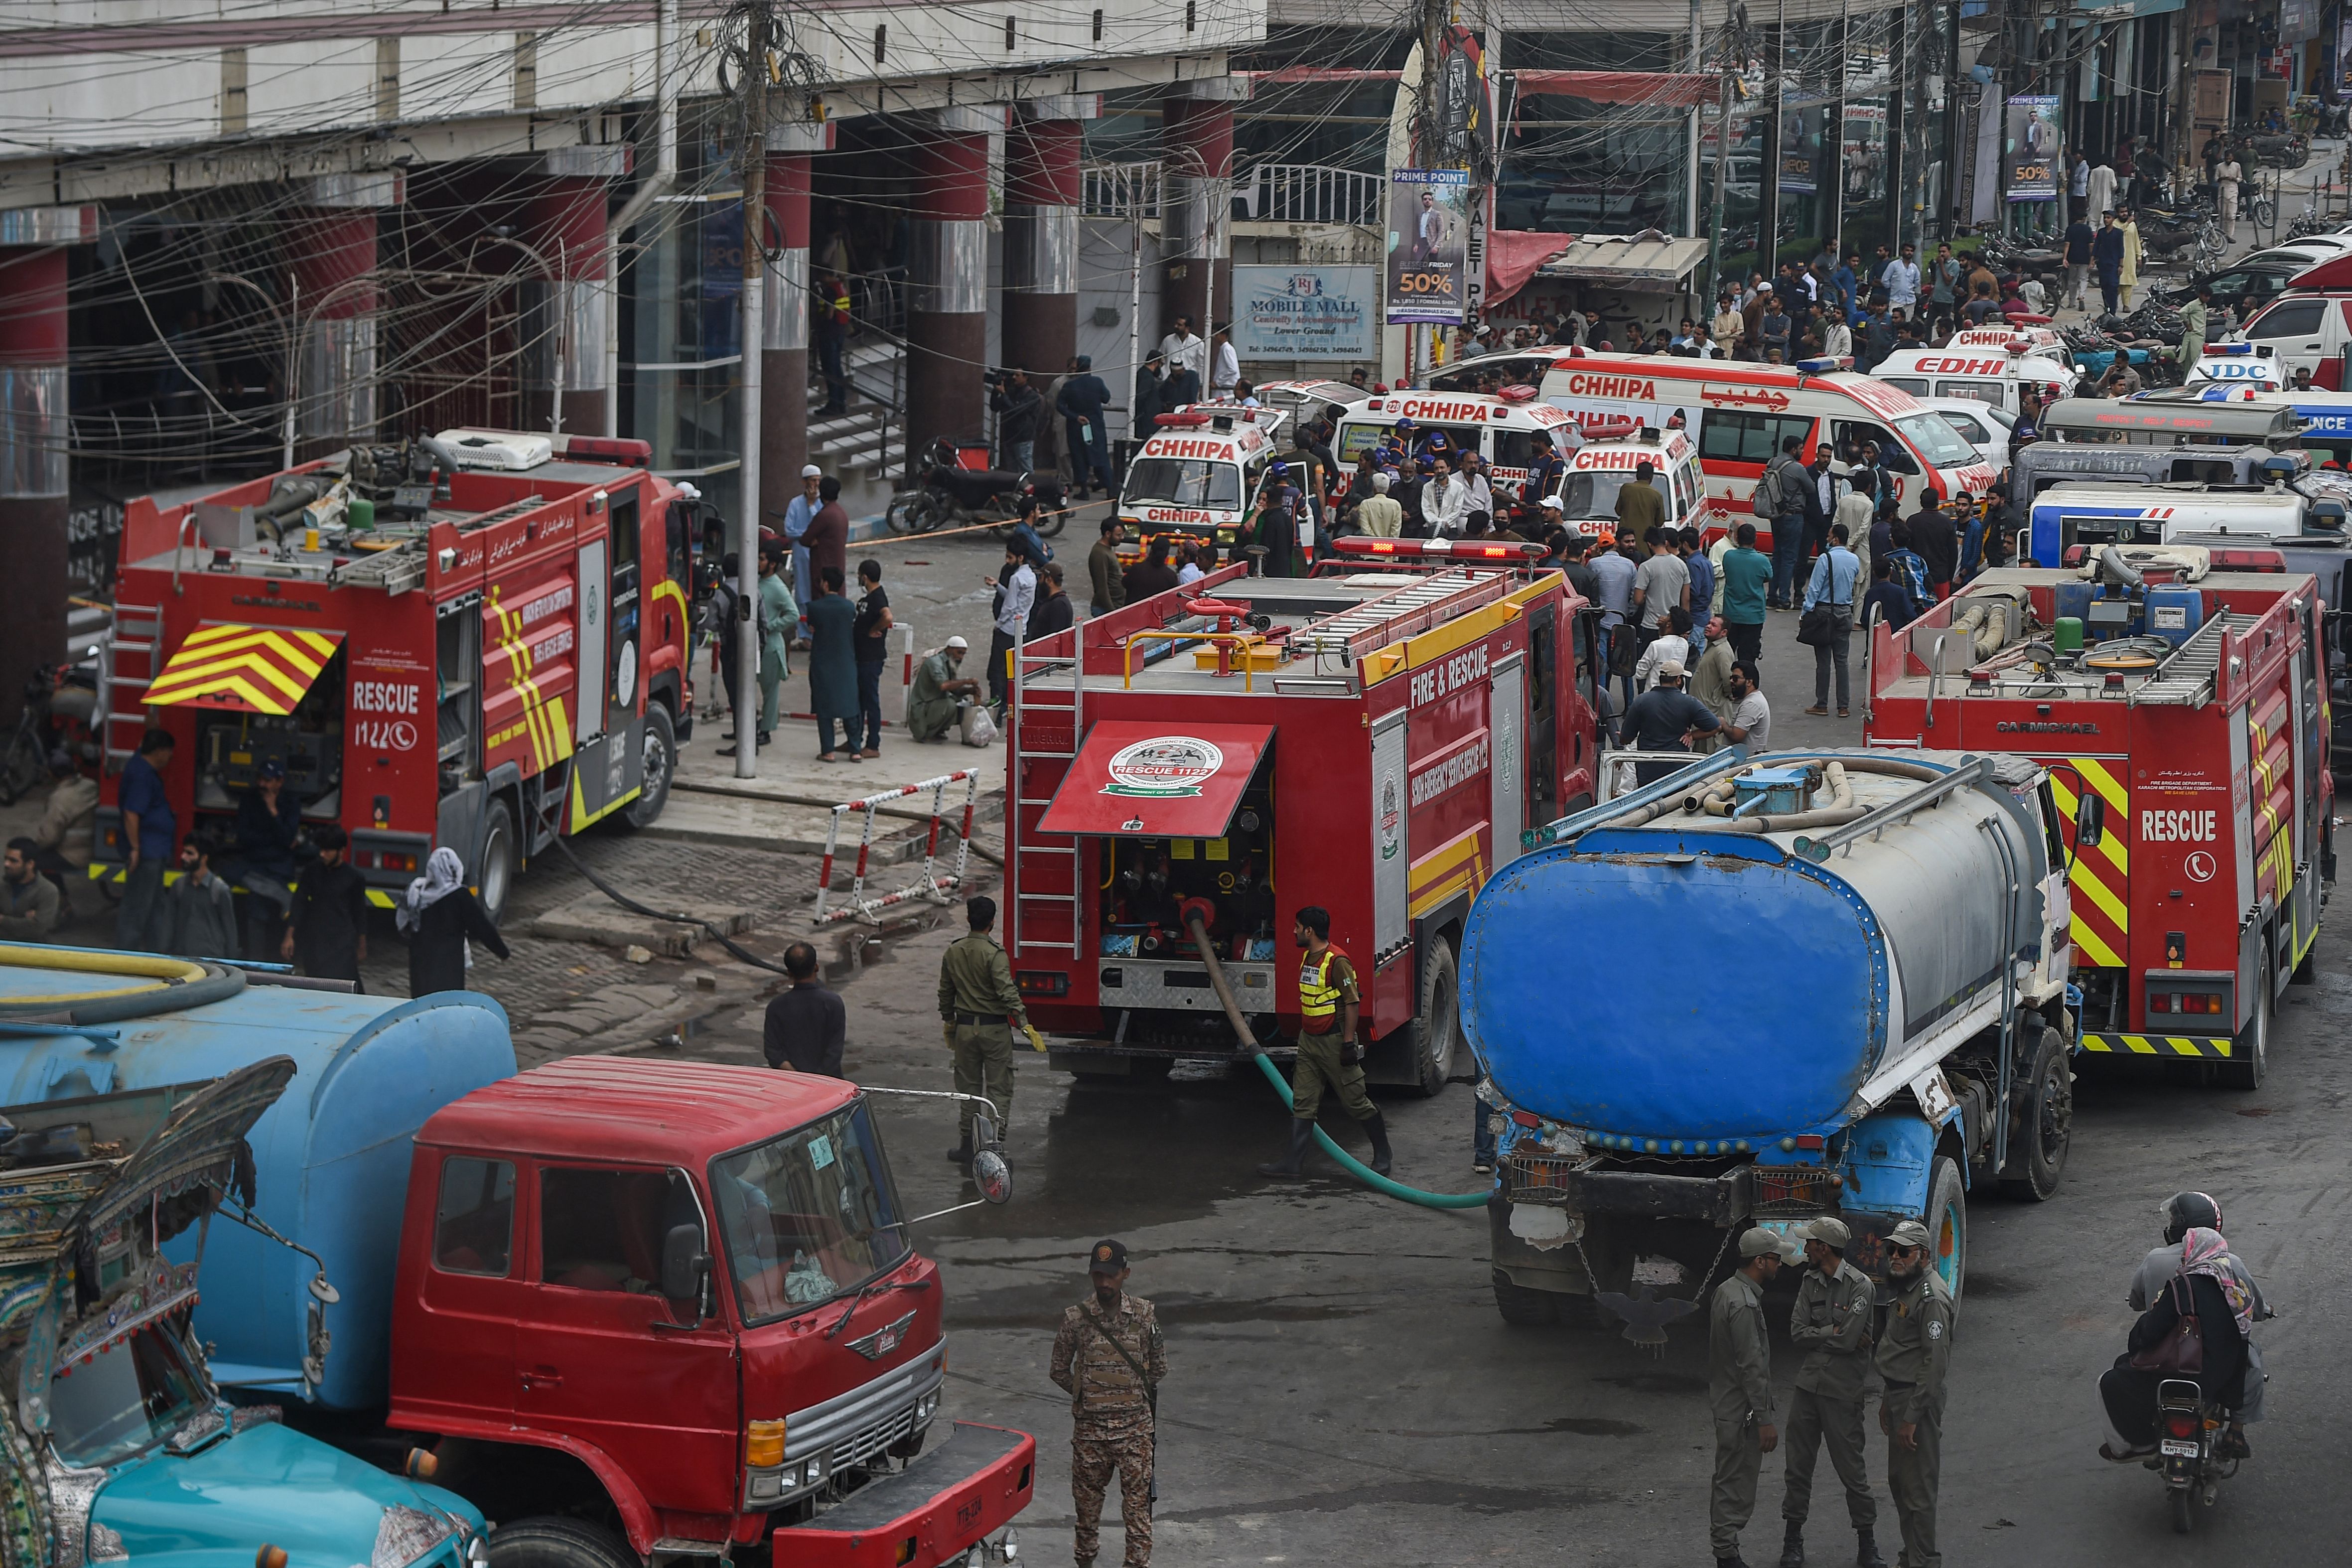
1035 720 1274 839
143 622 348 714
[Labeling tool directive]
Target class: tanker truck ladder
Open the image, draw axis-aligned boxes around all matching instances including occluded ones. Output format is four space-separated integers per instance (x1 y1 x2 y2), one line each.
2127 611 2260 707
1007 641 1083 957
1285 568 1515 663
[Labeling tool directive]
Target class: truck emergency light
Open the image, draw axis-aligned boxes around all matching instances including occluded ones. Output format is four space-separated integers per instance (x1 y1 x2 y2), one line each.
557 435 654 464
1331 537 1543 561
2206 547 2289 571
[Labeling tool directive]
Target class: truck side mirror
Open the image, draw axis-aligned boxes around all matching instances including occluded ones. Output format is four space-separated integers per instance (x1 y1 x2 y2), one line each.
661 1223 710 1306
2075 792 2105 849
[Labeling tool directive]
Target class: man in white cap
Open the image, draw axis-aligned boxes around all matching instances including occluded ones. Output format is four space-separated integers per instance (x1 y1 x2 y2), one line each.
1620 655 1721 784
1356 471 1403 538
1709 1227 1783 1568
781 463 825 644
1779 1217 1885 1568
907 636 982 742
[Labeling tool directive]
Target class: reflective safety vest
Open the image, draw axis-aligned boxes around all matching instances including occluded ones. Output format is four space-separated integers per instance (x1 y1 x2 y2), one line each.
1298 945 1350 1026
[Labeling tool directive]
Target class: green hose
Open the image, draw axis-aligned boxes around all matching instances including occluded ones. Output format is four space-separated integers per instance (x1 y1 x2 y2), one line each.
1250 1050 1493 1210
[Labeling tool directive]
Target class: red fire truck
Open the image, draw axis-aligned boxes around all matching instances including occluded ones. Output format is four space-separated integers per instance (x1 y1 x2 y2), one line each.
1002 538 1604 1091
1864 546 2333 1087
96 429 693 921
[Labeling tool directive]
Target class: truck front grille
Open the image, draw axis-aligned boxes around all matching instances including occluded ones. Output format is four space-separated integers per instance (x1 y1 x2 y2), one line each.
833 1405 918 1470
1751 1168 1838 1217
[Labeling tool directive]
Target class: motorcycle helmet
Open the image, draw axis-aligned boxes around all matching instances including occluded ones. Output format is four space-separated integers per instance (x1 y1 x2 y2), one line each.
2162 1190 2223 1244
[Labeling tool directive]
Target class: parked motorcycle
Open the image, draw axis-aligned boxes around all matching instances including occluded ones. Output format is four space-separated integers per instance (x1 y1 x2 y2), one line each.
884 438 1067 538
0 664 92 807
1980 231 2064 275
2151 1377 2234 1534
2239 130 2311 171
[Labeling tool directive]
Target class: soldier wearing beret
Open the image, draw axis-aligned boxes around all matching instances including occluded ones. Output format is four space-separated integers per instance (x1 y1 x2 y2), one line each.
1050 1240 1166 1568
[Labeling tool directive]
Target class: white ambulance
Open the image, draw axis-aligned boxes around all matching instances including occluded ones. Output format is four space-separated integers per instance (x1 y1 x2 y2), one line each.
1551 420 1717 542
1536 351 1999 542
1116 404 1290 547
1868 337 2078 414
1330 385 1585 493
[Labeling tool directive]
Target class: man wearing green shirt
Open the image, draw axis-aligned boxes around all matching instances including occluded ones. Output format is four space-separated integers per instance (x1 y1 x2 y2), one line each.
1719 522 1773 665
757 544 800 738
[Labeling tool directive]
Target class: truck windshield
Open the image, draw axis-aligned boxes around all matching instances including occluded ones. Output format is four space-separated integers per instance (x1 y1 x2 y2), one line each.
1122 457 1241 510
710 1100 910 1326
48 1321 210 1468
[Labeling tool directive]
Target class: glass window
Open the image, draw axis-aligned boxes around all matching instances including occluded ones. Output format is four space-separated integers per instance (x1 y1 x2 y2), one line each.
1491 429 1538 471
1937 411 1991 445
1121 458 1242 510
1896 412 1981 468
1336 423 1384 463
1698 410 1813 464
1934 380 2008 405
1556 471 1630 520
1836 420 1915 473
2245 299 2327 341
434 1156 516 1277
711 1101 909 1326
1881 377 1930 395
48 1323 208 1468
540 1165 703 1306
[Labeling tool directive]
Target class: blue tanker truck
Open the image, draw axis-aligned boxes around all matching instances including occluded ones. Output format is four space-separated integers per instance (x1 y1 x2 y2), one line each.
1463 749 2092 1330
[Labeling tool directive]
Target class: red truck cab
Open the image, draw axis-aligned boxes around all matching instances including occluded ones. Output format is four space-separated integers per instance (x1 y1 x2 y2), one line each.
387 1058 1031 1567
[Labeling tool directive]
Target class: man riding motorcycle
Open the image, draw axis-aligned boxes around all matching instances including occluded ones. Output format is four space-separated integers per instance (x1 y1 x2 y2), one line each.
2101 1191 2268 1460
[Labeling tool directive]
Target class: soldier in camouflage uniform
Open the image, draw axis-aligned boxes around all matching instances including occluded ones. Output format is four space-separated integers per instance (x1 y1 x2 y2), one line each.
1779 1216 1885 1568
1710 1227 1783 1568
1049 1239 1166 1568
1876 1219 1953 1568
937 895 1042 1165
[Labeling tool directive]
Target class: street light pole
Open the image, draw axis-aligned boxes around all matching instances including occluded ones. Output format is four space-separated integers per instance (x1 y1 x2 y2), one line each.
735 5 769 780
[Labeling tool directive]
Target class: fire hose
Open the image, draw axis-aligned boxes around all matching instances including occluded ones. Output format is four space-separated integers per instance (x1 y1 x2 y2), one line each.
1181 912 1490 1211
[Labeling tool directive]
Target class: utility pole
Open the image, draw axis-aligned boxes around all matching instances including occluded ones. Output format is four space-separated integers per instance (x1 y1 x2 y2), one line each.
1416 0 1443 380
1687 0 1704 237
735 4 770 780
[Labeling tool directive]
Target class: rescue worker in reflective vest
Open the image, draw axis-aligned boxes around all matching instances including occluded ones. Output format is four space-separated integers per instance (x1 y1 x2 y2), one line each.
938 895 1046 1168
1778 1217 1886 1568
1710 1228 1782 1568
1257 905 1392 1178
1876 1219 1954 1568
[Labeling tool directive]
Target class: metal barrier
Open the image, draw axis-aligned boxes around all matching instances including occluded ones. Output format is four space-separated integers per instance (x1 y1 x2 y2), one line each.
813 769 979 924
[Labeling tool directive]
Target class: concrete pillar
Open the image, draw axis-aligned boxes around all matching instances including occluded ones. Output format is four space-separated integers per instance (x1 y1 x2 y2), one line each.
1003 96 1097 380
523 147 627 435
0 205 94 724
760 119 833 527
1160 80 1244 346
906 106 999 457
283 172 399 450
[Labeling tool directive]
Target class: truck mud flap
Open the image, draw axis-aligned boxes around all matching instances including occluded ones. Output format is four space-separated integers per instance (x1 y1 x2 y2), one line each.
768 1421 1034 1568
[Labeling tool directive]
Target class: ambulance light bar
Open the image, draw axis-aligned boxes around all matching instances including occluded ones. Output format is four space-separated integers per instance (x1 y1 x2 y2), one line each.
2207 342 2275 358
1155 411 1214 427
1331 537 1544 561
1580 416 1641 441
1496 384 1539 403
1795 356 1852 372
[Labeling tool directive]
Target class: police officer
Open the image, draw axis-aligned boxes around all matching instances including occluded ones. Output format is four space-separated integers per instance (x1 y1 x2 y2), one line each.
937 895 1044 1165
1875 1220 1953 1568
1710 1228 1783 1568
1256 905 1392 1178
1779 1218 1885 1568
1050 1240 1166 1568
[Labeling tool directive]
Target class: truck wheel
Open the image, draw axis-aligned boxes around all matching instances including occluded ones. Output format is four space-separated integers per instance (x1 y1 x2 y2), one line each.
2000 1026 2072 1202
1491 1269 1561 1327
1926 1155 1967 1308
479 801 517 927
1410 938 1462 1098
2220 957 2272 1090
489 1519 636 1568
621 703 677 829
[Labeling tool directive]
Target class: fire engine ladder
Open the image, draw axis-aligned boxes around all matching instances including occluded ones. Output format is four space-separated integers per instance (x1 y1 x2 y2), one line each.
1284 568 1516 665
2128 612 2259 706
99 602 163 768
1008 638 1084 957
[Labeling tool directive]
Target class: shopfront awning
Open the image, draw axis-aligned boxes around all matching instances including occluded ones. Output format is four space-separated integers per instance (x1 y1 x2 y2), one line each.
1535 232 1713 291
1036 720 1273 839
143 622 345 715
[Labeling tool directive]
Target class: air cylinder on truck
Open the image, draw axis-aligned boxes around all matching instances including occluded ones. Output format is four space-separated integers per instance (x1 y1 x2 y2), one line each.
1460 750 2081 1327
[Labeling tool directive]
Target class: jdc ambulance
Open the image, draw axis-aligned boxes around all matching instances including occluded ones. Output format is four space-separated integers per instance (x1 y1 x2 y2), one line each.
2190 342 2287 389
1869 337 2078 414
1551 420 1716 541
1332 384 1585 492
1537 350 1998 534
1117 404 1290 549
2023 478 2343 565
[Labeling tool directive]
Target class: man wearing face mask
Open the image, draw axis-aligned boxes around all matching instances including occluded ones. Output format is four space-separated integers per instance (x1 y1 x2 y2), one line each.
1876 1220 1953 1568
1051 1240 1167 1568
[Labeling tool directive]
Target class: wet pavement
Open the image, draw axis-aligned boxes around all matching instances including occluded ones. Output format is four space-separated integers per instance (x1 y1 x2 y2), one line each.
650 892 2352 1566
